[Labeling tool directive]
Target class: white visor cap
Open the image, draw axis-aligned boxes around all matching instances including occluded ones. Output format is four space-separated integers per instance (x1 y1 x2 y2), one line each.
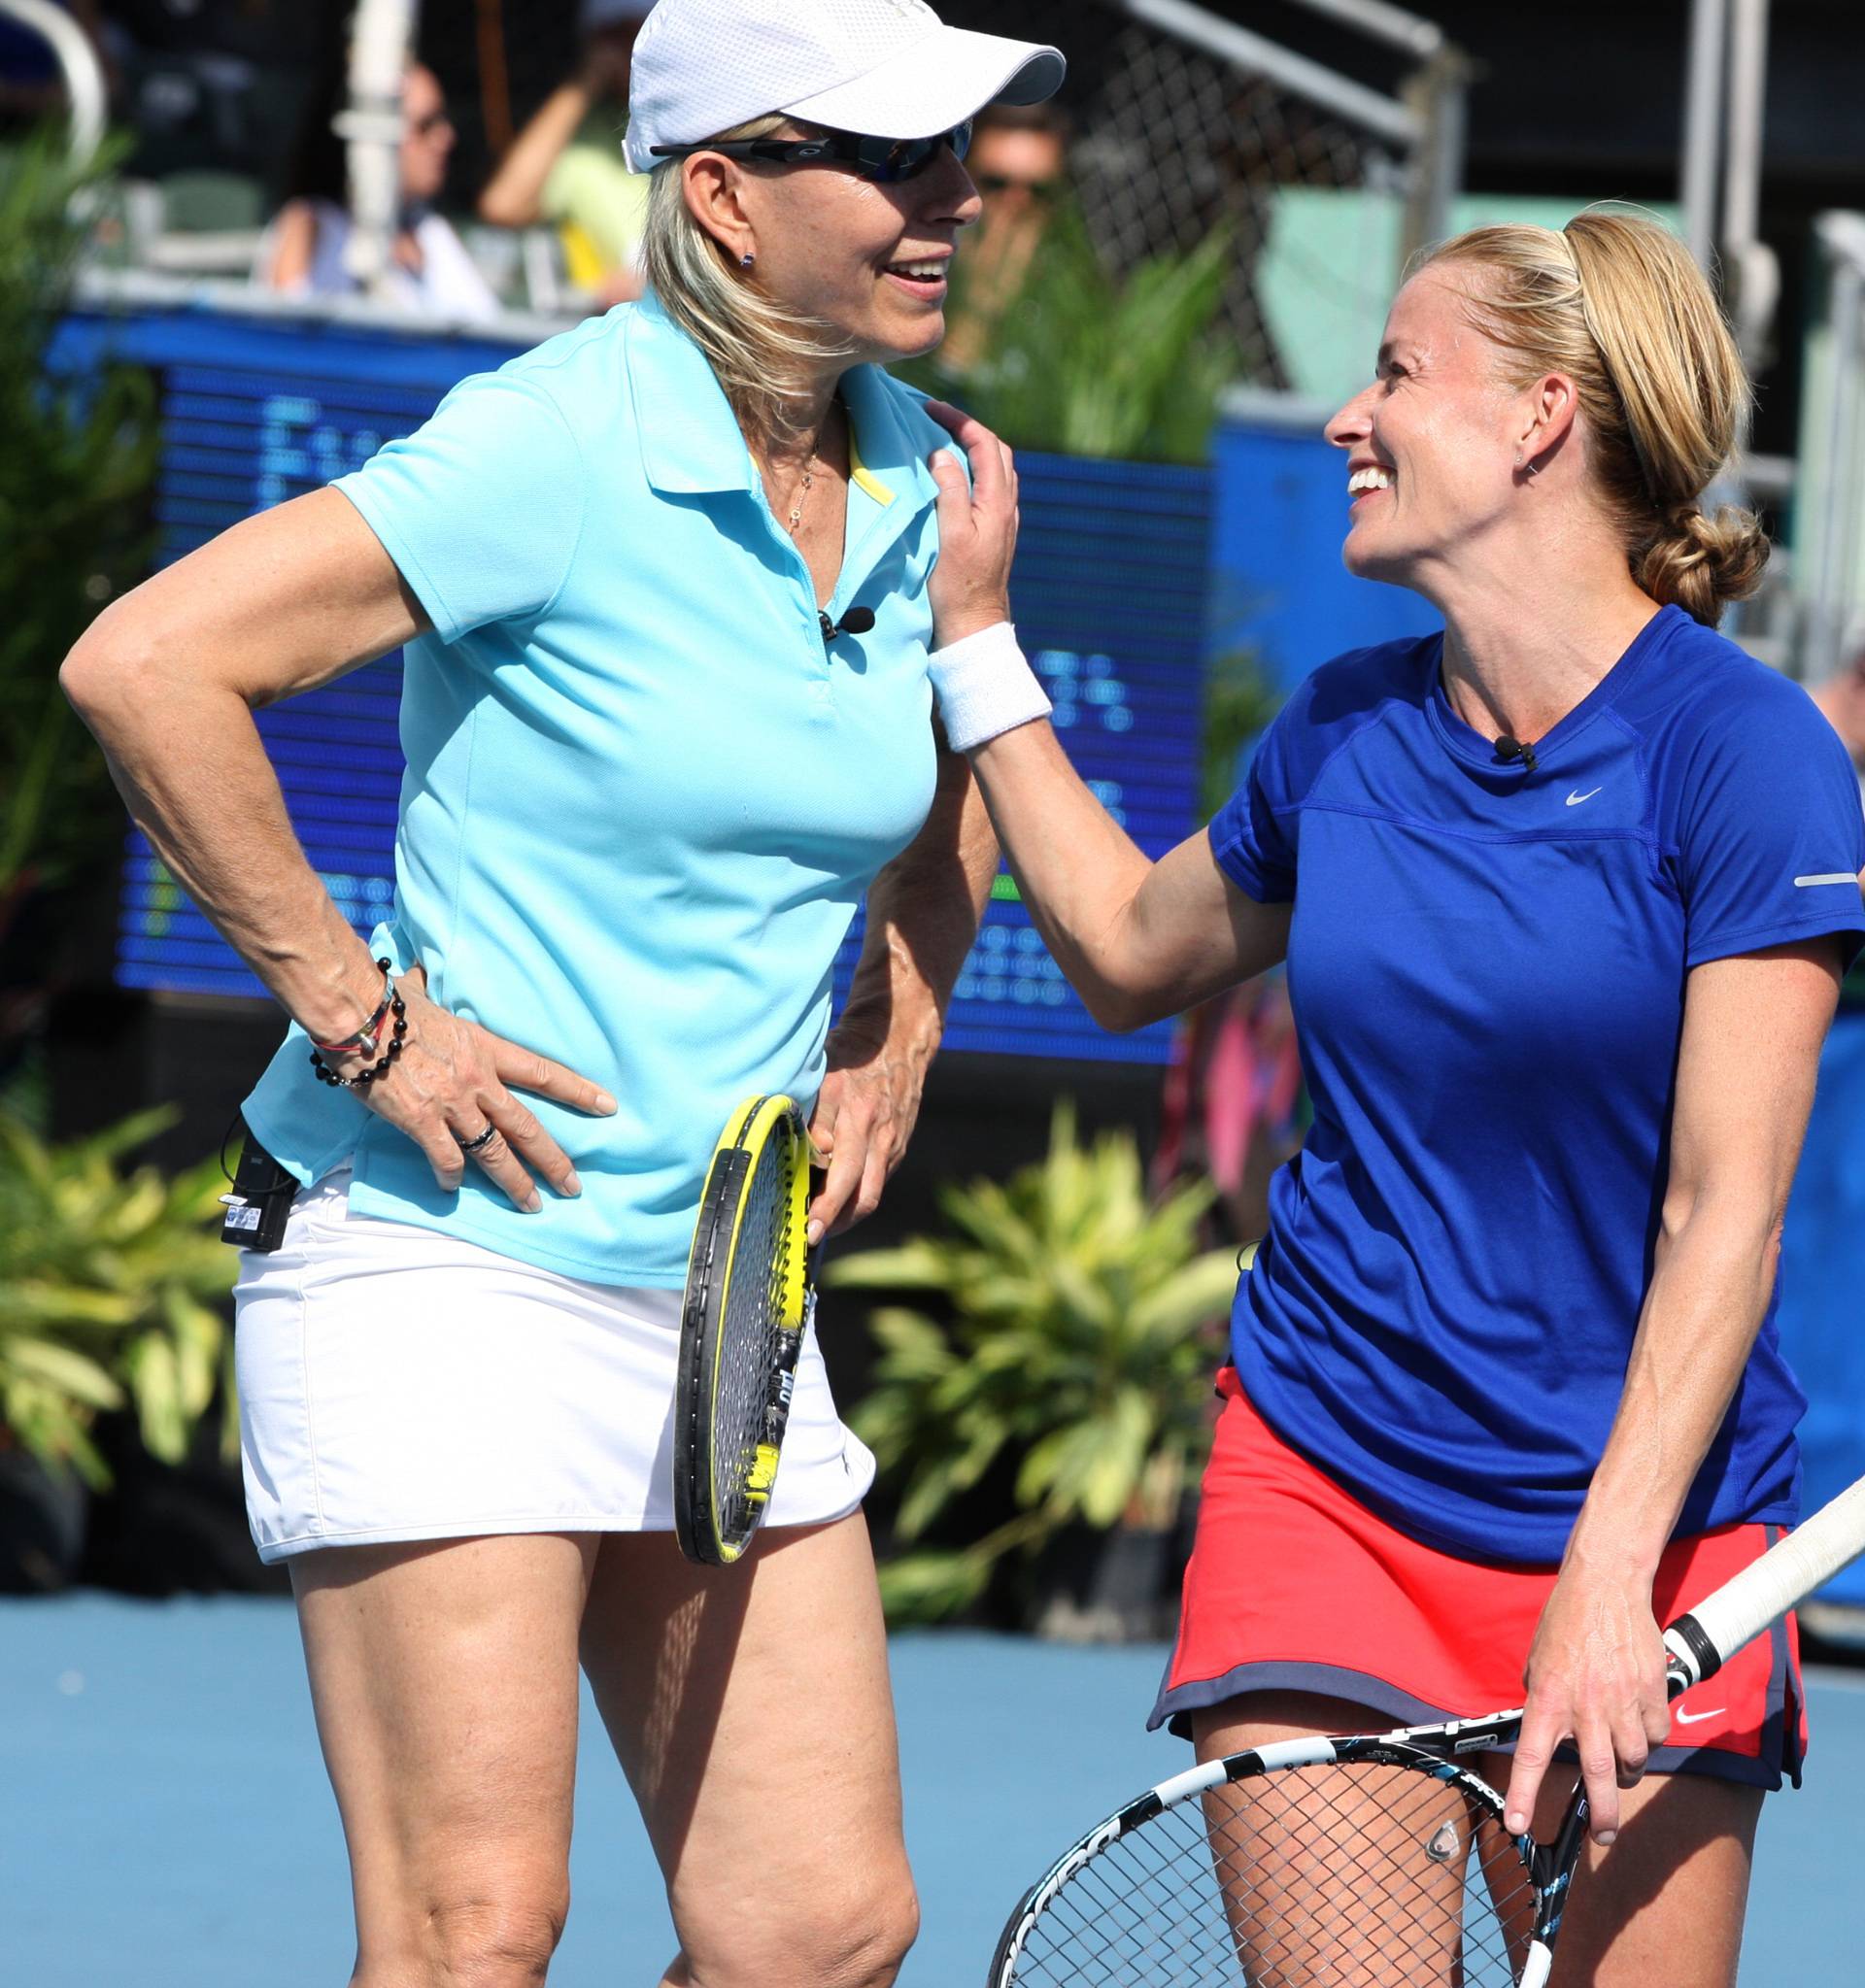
624 0 1066 174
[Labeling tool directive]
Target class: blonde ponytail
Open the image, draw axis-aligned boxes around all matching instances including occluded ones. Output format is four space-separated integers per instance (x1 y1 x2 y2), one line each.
1420 212 1768 625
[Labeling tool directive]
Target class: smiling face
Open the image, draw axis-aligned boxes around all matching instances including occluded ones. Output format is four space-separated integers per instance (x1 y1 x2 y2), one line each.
692 123 984 367
1325 271 1540 590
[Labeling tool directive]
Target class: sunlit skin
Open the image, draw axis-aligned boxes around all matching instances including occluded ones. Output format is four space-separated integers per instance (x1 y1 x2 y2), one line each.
1324 270 1657 745
681 123 984 412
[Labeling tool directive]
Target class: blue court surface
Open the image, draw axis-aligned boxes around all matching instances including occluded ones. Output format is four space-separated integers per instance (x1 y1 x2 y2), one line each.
4 1595 1858 1985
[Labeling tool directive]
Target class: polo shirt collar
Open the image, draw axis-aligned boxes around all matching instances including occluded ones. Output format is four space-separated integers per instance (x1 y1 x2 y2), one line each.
628 293 756 496
839 361 940 515
628 293 938 515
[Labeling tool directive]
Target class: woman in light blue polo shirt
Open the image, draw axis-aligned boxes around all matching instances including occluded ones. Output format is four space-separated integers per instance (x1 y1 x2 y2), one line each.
62 1 1064 1977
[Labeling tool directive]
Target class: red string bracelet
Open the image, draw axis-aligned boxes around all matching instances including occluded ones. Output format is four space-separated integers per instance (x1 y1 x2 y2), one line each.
308 960 410 1090
311 960 396 1058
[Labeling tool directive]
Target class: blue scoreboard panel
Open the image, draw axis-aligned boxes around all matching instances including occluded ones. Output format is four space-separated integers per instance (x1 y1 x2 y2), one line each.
66 305 1210 1063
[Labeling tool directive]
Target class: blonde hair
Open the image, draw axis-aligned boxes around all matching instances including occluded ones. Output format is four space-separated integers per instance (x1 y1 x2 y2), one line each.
641 116 853 448
1418 212 1768 626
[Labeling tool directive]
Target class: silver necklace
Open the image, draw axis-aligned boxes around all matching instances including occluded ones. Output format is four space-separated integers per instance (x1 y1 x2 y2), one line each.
773 404 840 536
786 461 815 535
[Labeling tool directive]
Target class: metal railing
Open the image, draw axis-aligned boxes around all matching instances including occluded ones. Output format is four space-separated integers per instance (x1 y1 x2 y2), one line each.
1798 213 1865 684
338 0 420 300
0 0 106 164
1680 0 1778 369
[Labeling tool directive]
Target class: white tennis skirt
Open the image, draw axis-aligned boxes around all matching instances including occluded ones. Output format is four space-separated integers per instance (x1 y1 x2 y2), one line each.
234 1170 876 1565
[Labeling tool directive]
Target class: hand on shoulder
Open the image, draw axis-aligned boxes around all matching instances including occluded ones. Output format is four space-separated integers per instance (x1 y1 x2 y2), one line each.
924 399 1017 650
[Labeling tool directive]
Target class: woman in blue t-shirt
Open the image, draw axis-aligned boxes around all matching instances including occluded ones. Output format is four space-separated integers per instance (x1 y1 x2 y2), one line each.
927 211 1863 1982
63 1 1066 1980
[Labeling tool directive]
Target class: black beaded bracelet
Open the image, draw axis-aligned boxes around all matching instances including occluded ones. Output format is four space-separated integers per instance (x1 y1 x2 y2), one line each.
311 959 399 1058
310 962 408 1090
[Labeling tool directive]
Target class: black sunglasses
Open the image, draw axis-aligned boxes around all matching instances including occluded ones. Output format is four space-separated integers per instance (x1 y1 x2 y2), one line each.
650 119 972 185
974 172 1059 200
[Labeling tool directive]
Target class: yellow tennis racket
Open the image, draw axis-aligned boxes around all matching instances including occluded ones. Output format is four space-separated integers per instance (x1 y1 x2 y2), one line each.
673 1095 815 1567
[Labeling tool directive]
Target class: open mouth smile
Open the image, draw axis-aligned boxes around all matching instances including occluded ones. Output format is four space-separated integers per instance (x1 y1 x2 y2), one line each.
1348 465 1395 504
884 257 951 300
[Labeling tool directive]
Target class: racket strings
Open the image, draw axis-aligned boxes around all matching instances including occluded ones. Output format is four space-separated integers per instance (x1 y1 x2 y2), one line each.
713 1136 794 1536
1006 1760 1535 1986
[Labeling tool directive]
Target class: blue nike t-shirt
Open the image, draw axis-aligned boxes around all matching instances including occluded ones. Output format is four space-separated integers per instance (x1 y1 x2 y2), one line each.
1209 605 1865 1563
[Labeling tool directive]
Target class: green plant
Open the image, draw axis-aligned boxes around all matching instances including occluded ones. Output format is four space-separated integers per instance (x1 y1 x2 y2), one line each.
901 199 1239 465
829 1104 1245 1621
0 129 157 922
0 1106 237 1487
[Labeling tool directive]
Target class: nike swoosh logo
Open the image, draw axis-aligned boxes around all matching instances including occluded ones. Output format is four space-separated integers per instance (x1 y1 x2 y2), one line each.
1794 873 1857 888
1565 788 1603 807
1673 1705 1724 1725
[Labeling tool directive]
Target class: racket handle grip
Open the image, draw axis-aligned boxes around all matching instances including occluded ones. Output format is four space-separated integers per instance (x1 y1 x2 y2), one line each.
1663 1470 1865 1691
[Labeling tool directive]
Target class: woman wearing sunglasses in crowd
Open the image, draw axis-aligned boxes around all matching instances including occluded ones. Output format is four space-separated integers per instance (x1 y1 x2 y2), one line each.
62 2 1062 1980
260 53 501 322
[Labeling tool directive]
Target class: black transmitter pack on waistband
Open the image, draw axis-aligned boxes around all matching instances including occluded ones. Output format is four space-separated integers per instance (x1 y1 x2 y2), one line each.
220 1126 300 1254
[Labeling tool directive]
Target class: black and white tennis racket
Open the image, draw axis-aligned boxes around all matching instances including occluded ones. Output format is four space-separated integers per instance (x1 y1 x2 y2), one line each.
673 1094 815 1567
990 1469 1865 1986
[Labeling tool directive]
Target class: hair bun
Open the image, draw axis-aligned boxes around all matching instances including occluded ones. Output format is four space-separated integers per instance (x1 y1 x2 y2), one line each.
1636 503 1771 626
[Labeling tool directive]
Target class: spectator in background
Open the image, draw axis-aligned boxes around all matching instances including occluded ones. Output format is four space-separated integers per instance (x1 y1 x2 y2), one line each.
476 0 654 309
939 99 1068 372
258 52 499 321
1812 615 1865 811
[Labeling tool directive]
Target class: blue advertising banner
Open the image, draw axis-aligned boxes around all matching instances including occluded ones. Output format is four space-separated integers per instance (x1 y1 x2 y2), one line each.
1777 1013 1865 1608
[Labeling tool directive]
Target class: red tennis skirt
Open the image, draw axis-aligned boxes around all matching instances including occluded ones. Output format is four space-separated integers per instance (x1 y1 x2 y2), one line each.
1151 1370 1807 1790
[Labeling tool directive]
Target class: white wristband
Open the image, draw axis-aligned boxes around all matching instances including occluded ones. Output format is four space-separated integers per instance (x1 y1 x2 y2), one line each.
928 622 1052 753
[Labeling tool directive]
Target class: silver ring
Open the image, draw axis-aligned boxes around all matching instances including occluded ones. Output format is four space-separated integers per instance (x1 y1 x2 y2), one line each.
455 1124 499 1156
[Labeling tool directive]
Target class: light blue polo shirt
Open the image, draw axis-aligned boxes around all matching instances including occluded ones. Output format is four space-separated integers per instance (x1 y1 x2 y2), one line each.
242 295 947 1286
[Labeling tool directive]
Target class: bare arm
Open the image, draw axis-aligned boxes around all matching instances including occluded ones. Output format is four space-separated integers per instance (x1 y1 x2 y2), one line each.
1503 938 1843 1843
969 722 1290 1028
263 200 319 292
477 81 593 229
61 489 613 1206
926 401 1291 1030
63 489 423 1036
808 738 999 1240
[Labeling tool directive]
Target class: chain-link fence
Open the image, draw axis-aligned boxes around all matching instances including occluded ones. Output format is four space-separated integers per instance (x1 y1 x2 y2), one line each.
941 0 1431 389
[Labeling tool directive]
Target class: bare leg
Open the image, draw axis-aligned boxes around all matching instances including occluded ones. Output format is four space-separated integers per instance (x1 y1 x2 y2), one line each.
1485 1755 1762 1987
579 1514 917 1988
291 1533 594 1986
1193 1693 1496 1987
